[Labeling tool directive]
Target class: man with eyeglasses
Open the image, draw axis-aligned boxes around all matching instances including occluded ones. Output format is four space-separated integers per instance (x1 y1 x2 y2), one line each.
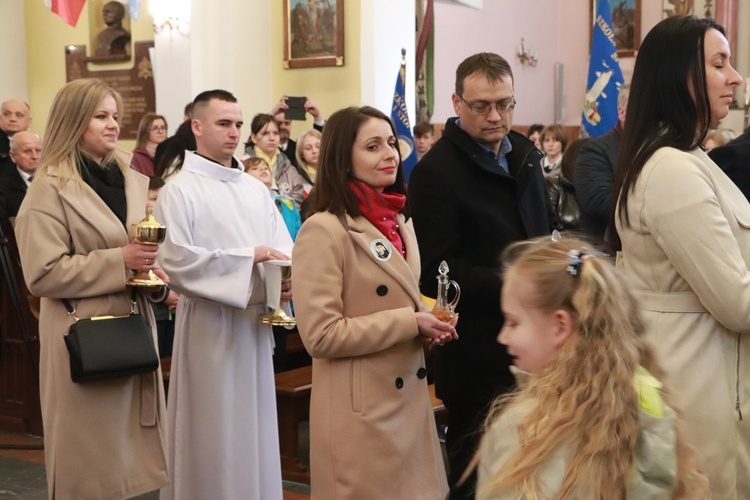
408 52 552 499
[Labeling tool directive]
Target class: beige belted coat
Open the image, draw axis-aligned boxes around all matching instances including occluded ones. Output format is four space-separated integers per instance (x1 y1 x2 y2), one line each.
15 153 168 499
616 147 750 499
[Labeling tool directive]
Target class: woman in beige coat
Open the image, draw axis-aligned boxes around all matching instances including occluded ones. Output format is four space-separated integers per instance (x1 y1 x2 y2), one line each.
614 17 746 498
294 106 456 499
15 79 169 499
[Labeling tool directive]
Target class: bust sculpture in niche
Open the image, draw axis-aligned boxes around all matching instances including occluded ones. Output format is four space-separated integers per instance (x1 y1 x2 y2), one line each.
95 1 131 57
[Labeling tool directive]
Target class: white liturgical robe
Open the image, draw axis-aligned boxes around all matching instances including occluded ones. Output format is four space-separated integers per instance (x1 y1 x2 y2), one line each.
154 151 293 500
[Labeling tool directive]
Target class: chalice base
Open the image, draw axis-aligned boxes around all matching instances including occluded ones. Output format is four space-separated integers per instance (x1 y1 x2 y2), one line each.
259 308 297 327
128 270 166 289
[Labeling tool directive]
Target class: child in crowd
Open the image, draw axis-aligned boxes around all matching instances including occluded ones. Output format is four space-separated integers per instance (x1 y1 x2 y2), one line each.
473 237 708 499
147 176 179 358
413 122 435 160
526 123 544 150
539 124 567 178
241 156 299 372
243 156 301 241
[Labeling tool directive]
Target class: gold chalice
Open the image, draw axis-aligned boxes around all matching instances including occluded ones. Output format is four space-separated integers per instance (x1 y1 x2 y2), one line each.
259 260 296 326
128 207 166 288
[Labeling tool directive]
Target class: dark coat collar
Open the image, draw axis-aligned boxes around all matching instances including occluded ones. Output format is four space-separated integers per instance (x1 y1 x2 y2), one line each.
442 117 542 179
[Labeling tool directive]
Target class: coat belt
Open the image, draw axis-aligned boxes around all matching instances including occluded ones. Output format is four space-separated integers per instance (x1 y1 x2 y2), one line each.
636 291 706 313
140 371 157 427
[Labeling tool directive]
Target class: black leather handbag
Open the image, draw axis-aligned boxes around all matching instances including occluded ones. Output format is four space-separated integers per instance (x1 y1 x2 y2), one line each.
62 291 159 383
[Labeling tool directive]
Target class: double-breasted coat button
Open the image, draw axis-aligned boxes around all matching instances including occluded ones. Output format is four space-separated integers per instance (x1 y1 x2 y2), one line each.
416 368 427 379
376 285 388 296
395 377 404 389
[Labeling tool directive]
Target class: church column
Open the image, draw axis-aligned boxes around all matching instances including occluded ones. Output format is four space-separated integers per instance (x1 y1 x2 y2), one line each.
152 0 272 139
359 0 417 124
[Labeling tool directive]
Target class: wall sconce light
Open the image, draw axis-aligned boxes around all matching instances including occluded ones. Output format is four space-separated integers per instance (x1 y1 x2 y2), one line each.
150 0 191 35
516 38 538 67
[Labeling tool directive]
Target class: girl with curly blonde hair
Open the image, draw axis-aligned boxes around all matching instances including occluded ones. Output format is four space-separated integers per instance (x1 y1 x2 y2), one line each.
473 237 708 499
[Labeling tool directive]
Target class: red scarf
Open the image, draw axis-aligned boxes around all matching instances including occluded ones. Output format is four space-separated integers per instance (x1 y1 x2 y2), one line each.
350 180 407 258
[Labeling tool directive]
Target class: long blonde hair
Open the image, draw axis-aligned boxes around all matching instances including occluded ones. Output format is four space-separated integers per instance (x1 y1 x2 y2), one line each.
38 79 127 183
295 128 322 170
477 237 707 498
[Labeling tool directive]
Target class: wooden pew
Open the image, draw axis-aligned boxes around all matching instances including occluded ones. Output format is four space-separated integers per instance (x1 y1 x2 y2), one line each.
275 365 312 483
274 364 447 484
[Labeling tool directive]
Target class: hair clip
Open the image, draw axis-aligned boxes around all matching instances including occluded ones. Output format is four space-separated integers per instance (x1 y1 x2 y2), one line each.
566 249 585 276
551 229 561 242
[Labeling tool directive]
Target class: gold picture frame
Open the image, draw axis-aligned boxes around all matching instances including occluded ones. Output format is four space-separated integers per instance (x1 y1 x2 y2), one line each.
284 0 344 69
591 0 641 58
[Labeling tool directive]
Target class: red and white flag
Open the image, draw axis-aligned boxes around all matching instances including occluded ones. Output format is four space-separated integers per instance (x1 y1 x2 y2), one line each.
45 0 87 27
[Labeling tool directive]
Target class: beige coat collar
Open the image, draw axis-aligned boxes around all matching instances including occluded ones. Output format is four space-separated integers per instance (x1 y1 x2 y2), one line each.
47 150 147 247
341 212 423 308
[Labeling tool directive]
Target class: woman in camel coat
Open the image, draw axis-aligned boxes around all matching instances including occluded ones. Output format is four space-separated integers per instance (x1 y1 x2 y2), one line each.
15 79 168 499
294 106 456 499
614 17 748 498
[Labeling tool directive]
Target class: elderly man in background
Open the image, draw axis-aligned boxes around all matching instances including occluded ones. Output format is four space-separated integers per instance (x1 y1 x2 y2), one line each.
0 99 32 173
0 131 41 224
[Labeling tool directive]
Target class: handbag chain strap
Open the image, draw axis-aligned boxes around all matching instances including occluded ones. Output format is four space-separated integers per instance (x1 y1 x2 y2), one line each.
62 288 138 322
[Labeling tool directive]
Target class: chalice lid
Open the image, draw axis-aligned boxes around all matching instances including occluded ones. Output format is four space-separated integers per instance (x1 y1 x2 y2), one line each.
133 207 165 230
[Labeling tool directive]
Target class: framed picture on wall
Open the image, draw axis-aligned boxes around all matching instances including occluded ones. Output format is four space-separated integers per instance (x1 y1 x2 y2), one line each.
663 0 738 71
662 0 713 18
284 0 344 69
591 0 641 58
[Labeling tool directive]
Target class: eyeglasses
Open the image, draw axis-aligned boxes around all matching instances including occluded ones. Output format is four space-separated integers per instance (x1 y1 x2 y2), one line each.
458 95 516 116
150 125 167 132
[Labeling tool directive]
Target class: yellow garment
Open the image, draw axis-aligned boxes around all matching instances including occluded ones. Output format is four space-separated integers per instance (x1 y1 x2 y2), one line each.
420 294 436 308
254 146 278 175
634 365 665 417
300 163 317 183
278 198 295 211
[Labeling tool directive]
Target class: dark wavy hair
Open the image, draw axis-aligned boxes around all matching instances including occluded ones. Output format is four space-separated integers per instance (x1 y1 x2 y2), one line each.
614 16 723 235
306 106 405 216
153 120 196 178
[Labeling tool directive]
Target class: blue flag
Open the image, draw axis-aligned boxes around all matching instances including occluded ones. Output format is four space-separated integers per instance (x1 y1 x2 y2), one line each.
391 63 418 181
582 0 624 137
128 0 140 21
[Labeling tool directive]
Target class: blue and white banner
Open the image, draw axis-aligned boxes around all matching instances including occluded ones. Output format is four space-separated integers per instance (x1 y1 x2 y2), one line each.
128 0 141 21
582 0 625 137
391 63 418 181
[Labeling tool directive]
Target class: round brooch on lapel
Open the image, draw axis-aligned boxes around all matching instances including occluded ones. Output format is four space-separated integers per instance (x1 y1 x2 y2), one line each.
370 238 392 262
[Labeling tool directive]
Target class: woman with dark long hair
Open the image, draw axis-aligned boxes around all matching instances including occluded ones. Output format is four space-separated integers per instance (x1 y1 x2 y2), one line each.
293 106 455 498
614 16 746 497
153 120 196 182
243 113 306 208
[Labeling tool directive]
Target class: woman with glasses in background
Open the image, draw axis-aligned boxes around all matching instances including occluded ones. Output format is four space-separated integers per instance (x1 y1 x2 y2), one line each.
131 112 168 177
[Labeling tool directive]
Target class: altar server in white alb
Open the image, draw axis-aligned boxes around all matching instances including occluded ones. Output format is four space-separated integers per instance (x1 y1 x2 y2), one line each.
154 89 293 500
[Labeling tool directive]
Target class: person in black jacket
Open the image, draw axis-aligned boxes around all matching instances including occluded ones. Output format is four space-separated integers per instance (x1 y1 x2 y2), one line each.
408 52 552 499
709 126 750 201
0 131 41 223
0 99 33 174
574 83 629 248
269 95 325 170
